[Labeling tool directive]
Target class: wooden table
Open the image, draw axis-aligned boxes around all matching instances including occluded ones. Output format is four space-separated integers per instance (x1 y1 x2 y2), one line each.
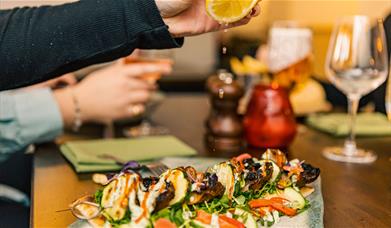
32 94 391 227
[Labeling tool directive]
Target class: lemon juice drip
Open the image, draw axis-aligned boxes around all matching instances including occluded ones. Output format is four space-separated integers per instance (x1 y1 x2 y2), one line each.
222 24 229 55
222 46 227 54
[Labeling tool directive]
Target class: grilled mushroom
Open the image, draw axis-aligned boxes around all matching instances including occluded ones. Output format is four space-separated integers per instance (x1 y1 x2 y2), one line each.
187 173 225 205
295 163 320 187
188 181 225 205
246 162 273 191
142 177 159 189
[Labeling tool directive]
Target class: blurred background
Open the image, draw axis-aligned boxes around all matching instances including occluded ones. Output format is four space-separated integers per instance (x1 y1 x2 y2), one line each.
2 0 391 102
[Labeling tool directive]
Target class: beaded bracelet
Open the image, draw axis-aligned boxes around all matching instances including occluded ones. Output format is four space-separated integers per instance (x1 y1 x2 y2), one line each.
71 89 82 132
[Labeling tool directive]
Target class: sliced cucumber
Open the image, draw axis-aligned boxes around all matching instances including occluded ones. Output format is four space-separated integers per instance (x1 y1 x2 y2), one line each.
258 160 281 183
283 187 306 210
165 169 190 206
191 220 212 228
234 208 258 228
211 162 235 198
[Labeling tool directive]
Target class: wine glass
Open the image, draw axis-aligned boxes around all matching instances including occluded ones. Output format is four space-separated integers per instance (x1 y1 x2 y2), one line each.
323 16 389 163
385 61 391 121
123 49 173 137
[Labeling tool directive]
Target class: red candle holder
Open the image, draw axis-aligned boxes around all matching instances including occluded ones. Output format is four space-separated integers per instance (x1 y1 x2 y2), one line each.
243 84 297 149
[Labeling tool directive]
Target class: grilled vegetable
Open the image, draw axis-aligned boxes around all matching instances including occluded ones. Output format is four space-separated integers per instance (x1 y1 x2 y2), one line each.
154 182 175 212
245 161 273 191
262 149 288 168
101 173 138 221
190 220 212 228
234 208 257 228
210 162 236 199
142 177 159 189
73 150 320 228
283 187 306 210
295 163 320 187
195 210 245 228
249 197 297 217
154 218 177 228
188 180 225 205
257 160 281 183
165 169 190 206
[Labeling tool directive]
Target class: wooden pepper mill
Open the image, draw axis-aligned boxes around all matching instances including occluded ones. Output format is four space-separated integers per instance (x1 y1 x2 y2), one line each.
205 70 245 155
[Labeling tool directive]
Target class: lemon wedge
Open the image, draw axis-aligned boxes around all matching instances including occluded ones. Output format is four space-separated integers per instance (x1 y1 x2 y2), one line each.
206 0 260 23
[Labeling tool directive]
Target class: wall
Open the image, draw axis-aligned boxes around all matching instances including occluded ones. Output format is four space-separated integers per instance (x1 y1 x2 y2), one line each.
226 0 391 79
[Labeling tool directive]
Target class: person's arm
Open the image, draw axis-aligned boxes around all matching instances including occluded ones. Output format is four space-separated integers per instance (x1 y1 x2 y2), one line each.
0 0 182 91
0 89 63 162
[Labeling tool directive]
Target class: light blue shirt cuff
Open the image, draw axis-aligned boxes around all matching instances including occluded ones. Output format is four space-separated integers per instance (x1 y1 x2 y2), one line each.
0 88 63 161
14 88 64 143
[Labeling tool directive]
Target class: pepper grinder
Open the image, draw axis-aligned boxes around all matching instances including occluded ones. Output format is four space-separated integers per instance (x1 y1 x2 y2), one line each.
205 70 245 154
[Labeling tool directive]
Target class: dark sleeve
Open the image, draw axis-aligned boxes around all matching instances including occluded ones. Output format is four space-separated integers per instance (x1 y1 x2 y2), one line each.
0 0 183 90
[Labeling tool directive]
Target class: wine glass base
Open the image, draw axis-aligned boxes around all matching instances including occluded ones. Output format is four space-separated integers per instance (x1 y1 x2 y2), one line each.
322 147 377 163
124 122 170 137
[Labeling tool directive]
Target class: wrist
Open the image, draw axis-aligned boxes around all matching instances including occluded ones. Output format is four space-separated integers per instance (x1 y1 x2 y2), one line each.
54 87 86 131
72 85 91 124
53 88 74 129
162 17 186 38
70 88 83 132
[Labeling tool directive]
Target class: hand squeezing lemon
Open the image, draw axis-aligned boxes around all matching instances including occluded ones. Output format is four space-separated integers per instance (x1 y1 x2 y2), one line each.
206 0 261 23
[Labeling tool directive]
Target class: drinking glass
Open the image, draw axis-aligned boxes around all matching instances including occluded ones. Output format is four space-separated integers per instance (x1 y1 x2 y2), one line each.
323 16 388 163
385 61 391 121
123 49 173 137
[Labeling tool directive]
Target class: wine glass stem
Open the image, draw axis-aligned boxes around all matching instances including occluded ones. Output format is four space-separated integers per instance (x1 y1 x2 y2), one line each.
344 94 360 156
386 78 391 121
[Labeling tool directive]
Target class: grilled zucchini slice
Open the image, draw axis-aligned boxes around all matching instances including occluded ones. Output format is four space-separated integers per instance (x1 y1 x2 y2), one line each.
211 162 235 199
101 174 135 221
165 169 190 206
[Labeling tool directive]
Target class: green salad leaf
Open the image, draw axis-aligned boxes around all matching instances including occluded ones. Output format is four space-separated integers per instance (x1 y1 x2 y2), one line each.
151 206 185 226
107 209 132 227
94 189 103 205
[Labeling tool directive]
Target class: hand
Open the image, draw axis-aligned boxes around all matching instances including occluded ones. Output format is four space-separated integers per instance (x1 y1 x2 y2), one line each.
156 0 260 37
54 60 171 127
155 0 192 17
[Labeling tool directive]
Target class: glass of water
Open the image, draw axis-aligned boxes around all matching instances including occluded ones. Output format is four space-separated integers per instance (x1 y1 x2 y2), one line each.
323 16 389 163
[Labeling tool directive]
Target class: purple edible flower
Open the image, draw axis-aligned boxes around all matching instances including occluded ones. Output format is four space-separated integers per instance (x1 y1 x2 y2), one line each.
121 160 141 172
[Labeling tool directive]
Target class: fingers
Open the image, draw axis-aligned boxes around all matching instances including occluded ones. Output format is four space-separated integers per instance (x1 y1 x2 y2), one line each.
127 90 152 104
127 77 156 90
251 4 261 17
123 91 150 118
229 16 251 28
126 104 145 117
120 63 172 78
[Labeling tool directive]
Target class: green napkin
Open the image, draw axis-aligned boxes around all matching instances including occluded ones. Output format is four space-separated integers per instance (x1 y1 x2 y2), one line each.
306 112 391 137
60 136 197 173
